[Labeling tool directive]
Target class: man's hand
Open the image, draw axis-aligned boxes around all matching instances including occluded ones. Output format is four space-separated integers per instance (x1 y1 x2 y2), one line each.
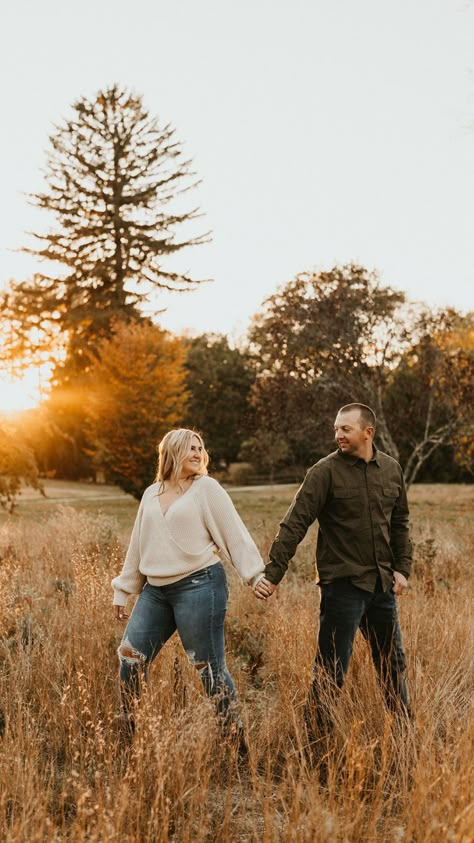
254 577 277 601
392 571 408 596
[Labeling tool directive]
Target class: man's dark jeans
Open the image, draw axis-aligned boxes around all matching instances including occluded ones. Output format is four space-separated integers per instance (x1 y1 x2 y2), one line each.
307 577 409 732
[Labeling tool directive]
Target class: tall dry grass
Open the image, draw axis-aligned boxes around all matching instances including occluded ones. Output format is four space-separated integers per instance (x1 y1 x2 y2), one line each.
0 500 473 842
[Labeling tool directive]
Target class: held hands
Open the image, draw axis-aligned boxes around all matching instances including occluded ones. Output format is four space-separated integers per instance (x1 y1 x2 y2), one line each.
254 576 277 601
255 572 408 599
392 571 408 596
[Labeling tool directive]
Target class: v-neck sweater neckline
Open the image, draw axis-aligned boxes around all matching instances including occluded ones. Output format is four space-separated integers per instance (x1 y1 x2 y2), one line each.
158 479 197 517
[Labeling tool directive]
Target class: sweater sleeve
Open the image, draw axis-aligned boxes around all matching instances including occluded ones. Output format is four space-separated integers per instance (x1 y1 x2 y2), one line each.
201 479 265 587
111 498 147 606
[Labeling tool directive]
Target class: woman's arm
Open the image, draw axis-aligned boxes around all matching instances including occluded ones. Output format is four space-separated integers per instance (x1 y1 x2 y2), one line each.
111 497 147 605
201 478 265 586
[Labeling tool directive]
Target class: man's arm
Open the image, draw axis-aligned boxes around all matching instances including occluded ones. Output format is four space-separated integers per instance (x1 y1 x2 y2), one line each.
264 465 330 586
390 470 412 580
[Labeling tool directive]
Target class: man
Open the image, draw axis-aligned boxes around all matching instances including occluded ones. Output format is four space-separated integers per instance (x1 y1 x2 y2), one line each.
255 403 411 725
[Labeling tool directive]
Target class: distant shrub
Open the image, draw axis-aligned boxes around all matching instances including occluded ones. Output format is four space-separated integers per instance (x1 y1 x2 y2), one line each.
0 422 44 513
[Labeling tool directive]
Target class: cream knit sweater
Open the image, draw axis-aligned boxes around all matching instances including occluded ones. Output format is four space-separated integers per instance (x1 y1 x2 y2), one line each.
112 475 265 606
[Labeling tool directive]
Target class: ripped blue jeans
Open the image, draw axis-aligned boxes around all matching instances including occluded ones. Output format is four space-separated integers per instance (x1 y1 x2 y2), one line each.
118 562 237 724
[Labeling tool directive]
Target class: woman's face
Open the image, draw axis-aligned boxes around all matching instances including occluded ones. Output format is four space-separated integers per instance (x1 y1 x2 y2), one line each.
180 435 203 478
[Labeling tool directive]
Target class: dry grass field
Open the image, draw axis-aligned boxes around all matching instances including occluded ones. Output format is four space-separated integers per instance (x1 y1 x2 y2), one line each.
0 481 473 842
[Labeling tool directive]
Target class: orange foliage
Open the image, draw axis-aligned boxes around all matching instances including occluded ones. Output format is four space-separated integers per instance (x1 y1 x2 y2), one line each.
85 319 188 497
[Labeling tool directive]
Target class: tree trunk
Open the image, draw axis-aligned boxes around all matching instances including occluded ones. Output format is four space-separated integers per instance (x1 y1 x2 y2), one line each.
372 383 400 461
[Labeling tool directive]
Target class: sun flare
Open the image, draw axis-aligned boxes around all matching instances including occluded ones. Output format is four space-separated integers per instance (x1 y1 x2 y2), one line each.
0 371 42 414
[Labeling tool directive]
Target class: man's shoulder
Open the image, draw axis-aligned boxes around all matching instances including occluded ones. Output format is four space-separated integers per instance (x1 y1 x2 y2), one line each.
305 451 339 477
316 450 340 466
375 449 403 472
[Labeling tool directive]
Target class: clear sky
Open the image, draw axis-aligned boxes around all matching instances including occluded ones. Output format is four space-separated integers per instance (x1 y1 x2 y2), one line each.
1 0 473 344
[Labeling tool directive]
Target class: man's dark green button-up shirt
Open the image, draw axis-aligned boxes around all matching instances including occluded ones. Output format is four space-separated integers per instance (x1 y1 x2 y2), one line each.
265 446 412 593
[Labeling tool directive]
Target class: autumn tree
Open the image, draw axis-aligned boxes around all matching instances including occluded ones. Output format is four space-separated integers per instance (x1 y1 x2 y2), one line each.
385 311 474 484
248 264 472 485
249 265 408 466
183 334 255 467
5 84 208 370
0 421 44 513
85 320 188 498
239 428 291 482
1 85 208 480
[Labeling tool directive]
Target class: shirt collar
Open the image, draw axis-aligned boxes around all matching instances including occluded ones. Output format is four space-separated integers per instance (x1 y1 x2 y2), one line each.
336 443 380 467
371 444 381 465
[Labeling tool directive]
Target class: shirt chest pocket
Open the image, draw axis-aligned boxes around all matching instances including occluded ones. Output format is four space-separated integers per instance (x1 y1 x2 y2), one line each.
383 486 399 500
333 488 360 499
331 488 361 515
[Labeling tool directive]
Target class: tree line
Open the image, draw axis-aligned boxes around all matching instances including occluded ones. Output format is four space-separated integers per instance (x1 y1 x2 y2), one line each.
1 86 472 510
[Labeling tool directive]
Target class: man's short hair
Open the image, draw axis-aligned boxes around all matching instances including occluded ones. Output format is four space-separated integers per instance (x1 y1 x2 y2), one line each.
338 403 376 429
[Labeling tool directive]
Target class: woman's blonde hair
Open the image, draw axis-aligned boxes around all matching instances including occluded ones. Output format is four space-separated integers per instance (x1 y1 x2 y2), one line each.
155 429 209 490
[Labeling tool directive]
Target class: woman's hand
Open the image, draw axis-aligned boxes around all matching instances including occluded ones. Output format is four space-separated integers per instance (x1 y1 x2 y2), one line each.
254 577 276 601
114 605 130 623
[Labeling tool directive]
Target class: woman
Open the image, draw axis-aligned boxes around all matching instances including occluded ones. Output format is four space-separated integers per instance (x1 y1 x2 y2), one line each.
112 428 265 739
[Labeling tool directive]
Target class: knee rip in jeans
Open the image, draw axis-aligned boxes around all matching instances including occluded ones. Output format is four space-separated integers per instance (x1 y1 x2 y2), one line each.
118 638 146 665
186 650 214 689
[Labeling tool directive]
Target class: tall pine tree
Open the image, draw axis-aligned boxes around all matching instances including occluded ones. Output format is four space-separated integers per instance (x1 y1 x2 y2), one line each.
9 84 208 369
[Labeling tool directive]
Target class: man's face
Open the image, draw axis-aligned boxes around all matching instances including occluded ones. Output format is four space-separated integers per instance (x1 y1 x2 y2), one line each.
334 409 372 457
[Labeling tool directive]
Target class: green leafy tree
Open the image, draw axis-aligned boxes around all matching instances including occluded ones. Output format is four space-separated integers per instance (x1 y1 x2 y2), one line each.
239 429 290 482
85 319 188 498
183 334 255 467
0 421 44 513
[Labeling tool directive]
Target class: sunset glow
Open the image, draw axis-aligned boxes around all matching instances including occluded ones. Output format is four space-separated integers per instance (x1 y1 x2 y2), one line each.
0 370 42 414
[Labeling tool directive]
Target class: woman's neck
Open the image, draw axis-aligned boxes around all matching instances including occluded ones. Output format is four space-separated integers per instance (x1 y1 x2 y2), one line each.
163 475 193 492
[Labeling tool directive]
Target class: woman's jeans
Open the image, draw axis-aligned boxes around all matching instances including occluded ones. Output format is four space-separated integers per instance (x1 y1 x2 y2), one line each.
307 577 410 730
118 563 237 725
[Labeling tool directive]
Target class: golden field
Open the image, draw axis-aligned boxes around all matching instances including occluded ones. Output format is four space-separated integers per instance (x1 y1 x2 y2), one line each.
0 481 473 842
